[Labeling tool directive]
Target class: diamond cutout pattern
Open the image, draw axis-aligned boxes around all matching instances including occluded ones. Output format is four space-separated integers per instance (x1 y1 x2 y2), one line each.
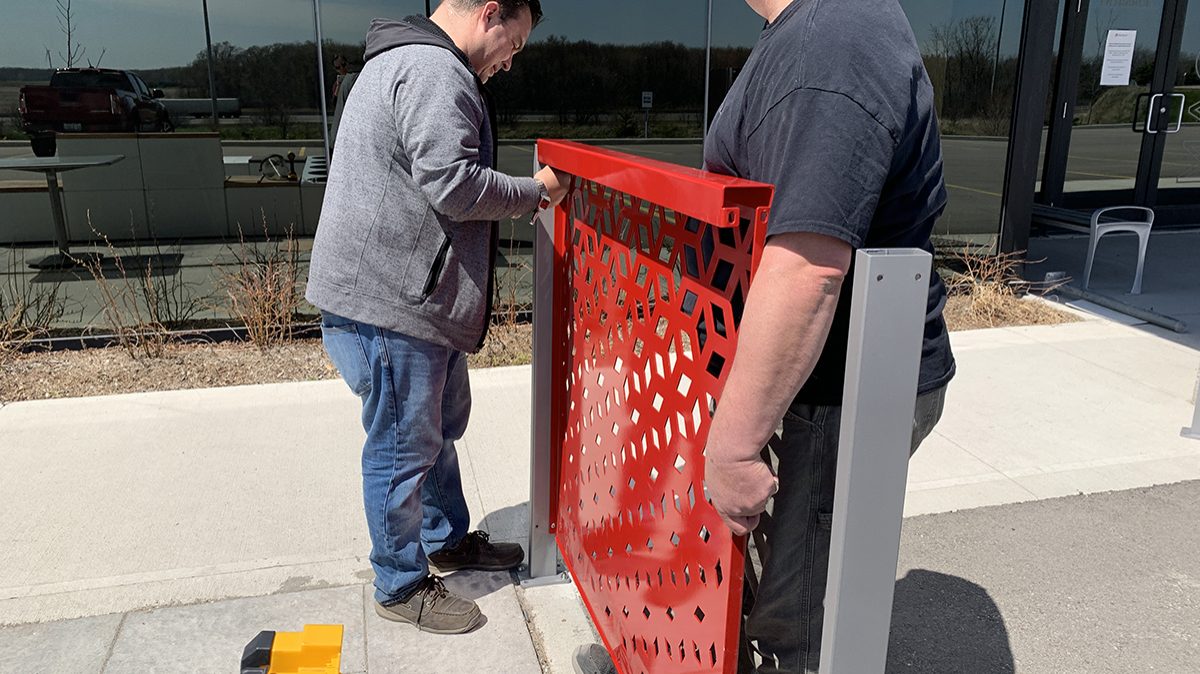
550 172 770 674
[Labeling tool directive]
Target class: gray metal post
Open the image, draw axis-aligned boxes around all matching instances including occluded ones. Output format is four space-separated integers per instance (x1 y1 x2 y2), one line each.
819 249 932 674
202 0 219 130
44 170 69 256
526 146 562 582
1183 366 1200 440
990 0 1008 97
702 0 713 142
312 0 332 164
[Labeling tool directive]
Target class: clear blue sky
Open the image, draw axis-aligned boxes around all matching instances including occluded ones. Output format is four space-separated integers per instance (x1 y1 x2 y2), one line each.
0 0 1188 70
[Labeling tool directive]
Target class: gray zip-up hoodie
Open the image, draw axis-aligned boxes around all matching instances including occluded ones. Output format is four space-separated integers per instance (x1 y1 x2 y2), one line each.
306 16 541 351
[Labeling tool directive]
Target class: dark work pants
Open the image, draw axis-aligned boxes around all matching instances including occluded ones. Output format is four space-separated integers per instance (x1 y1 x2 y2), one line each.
742 386 948 674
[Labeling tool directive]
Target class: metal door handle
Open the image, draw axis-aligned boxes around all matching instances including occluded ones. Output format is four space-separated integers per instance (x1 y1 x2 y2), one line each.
1147 93 1163 134
1168 93 1186 133
1133 92 1152 132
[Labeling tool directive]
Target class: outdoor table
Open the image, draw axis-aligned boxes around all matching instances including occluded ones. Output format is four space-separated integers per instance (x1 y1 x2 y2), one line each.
0 154 125 269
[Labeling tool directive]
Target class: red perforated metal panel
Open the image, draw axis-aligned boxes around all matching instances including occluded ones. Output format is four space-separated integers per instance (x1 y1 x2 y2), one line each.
538 140 772 674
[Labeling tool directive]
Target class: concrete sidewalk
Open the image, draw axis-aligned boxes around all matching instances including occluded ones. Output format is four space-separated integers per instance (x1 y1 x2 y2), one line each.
2 314 1199 672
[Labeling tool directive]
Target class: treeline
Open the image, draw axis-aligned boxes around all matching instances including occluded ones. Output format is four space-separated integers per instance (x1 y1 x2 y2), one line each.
166 38 752 124
923 16 1018 125
0 68 54 82
16 14 1131 137
0 66 190 85
160 19 1032 130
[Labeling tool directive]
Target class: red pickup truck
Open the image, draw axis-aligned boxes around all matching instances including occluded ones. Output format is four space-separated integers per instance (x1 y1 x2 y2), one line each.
19 68 174 156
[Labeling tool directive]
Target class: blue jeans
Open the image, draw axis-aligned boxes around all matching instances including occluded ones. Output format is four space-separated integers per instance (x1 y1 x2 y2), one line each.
320 312 472 604
742 386 948 673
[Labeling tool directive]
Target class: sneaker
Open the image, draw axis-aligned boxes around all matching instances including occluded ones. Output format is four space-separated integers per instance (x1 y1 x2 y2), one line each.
374 576 482 634
428 531 525 572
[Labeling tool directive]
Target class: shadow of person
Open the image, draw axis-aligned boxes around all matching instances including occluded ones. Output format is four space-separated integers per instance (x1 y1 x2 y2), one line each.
32 252 184 283
887 569 1014 674
437 502 535 602
477 501 530 544
440 568 514 603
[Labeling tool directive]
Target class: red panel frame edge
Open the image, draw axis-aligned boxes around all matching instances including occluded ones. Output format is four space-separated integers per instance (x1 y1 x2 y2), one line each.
537 139 775 673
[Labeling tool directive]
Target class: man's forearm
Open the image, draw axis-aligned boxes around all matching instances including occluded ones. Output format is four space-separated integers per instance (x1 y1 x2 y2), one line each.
706 234 848 457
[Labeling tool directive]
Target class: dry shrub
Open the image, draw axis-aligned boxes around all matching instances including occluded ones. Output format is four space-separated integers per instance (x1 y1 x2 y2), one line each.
942 247 1076 331
84 220 205 359
0 248 65 363
222 217 301 349
470 239 533 368
471 322 533 368
85 247 168 359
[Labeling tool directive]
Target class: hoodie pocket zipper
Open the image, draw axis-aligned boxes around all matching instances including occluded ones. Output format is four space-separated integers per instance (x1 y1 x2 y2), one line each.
420 237 452 302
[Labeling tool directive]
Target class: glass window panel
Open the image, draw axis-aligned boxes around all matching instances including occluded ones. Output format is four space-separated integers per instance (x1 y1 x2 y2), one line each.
711 1 1025 245
1159 4 1200 190
1038 1 1069 186
1063 0 1166 198
903 0 1026 245
491 0 707 141
709 1 761 130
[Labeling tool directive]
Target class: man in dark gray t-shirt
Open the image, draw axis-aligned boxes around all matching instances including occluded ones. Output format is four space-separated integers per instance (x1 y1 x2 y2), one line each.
700 0 955 671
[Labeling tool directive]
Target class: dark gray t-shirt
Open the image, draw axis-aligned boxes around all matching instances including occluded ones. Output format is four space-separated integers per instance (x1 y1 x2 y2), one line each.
704 0 955 405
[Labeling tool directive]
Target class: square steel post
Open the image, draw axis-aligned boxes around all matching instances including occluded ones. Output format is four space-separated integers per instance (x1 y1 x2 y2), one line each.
819 248 932 674
527 146 560 581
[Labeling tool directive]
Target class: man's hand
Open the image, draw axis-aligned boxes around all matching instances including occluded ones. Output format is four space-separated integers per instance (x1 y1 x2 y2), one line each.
700 233 851 538
705 442 778 537
534 166 570 208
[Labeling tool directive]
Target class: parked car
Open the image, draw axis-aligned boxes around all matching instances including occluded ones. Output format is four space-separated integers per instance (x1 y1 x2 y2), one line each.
18 67 174 156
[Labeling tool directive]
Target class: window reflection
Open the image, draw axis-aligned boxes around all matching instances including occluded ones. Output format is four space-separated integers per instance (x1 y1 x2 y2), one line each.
710 0 1026 243
0 0 1040 245
1157 1 1200 189
906 0 1025 243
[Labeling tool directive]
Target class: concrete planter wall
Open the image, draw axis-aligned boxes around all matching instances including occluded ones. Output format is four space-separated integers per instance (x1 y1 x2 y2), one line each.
225 180 303 238
0 133 325 246
140 134 227 240
57 134 149 242
0 182 61 244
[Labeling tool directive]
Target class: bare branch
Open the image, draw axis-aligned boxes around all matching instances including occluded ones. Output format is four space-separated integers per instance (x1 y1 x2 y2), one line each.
53 0 85 69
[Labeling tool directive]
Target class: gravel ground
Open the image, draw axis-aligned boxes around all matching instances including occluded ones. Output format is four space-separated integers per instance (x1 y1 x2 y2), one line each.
0 324 534 404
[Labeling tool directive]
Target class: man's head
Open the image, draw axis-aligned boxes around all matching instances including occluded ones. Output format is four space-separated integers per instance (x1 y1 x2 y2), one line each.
333 54 348 73
436 0 542 83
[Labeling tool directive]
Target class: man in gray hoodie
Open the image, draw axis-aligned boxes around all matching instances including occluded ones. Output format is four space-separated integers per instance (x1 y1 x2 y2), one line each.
306 0 566 634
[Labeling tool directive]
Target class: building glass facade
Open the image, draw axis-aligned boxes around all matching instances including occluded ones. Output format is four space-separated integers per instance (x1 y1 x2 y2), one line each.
1 0 1197 250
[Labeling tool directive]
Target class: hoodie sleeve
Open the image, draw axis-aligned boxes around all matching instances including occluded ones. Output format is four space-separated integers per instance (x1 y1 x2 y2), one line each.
393 48 541 222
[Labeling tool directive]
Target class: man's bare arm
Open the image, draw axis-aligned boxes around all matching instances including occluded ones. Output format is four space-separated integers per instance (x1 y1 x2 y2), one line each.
704 230 852 535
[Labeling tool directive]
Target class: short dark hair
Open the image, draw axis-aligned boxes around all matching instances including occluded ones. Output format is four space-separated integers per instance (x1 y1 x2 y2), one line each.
454 0 543 27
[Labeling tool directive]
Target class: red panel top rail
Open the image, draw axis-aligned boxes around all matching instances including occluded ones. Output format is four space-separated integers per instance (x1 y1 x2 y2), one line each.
536 139 773 228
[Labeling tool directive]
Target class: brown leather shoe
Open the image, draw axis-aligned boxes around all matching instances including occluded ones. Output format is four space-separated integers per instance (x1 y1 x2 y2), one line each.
428 531 525 572
374 576 482 634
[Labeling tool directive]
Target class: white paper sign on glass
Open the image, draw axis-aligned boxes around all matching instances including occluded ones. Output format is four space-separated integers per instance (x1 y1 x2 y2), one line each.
1101 29 1137 87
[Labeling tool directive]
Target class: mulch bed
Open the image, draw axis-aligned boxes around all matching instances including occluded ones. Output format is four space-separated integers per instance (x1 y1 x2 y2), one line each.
0 297 1074 404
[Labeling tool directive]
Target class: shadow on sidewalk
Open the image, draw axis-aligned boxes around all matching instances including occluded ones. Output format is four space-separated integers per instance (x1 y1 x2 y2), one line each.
442 568 516 603
478 502 529 544
887 569 1013 673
